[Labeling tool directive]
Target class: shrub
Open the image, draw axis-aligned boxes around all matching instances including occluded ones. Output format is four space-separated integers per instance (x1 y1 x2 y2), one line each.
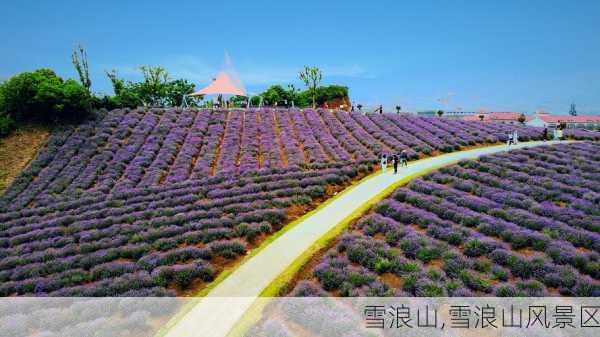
516 280 546 296
172 266 197 288
463 239 486 257
490 266 509 281
0 114 16 137
495 285 518 297
459 270 492 293
374 257 392 274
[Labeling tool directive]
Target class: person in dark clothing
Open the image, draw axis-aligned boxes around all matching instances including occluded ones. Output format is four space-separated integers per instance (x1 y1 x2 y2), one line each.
399 150 408 167
379 105 383 114
542 127 548 141
392 154 398 174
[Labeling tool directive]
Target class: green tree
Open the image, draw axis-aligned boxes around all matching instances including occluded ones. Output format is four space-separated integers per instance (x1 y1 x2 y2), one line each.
518 113 526 124
138 65 170 106
314 85 348 106
105 70 142 108
229 95 247 107
261 85 287 106
298 66 322 108
0 114 16 137
437 110 444 118
0 69 91 122
286 84 300 106
250 96 262 106
105 67 195 108
164 79 196 107
71 44 91 94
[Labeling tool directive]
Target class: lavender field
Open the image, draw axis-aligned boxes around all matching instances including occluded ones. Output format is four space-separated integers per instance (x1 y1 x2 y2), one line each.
0 107 598 297
292 142 600 297
0 162 370 296
1 107 576 211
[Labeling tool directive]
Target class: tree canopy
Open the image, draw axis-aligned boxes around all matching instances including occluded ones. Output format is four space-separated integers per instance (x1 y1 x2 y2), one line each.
105 66 197 108
298 66 323 108
252 84 348 108
0 69 92 122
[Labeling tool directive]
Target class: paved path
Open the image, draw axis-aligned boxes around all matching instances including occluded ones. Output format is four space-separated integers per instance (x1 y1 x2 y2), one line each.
164 141 564 337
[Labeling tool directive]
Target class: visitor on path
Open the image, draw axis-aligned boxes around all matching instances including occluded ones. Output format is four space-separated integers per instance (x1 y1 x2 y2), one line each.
392 154 399 174
400 150 408 167
379 105 384 114
542 127 548 141
380 154 388 173
507 133 514 147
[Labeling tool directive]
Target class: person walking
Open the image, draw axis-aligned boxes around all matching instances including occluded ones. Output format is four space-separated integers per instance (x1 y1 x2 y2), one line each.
392 154 399 174
380 154 387 173
542 127 548 141
507 132 514 146
400 149 408 167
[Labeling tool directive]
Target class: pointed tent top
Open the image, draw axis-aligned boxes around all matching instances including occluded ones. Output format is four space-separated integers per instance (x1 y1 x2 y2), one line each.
189 50 247 97
189 72 246 96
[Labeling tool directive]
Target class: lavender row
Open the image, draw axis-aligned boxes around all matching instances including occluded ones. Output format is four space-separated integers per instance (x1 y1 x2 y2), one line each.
291 142 599 297
164 109 211 183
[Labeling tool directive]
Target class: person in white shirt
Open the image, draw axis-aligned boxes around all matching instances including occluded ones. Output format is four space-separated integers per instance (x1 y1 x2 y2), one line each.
380 154 388 172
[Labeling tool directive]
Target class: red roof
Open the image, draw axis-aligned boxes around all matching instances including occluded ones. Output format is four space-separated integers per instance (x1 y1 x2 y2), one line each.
537 115 600 123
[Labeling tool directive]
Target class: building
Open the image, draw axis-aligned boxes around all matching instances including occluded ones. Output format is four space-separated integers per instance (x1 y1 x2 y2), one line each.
526 112 600 130
417 111 475 119
463 112 524 124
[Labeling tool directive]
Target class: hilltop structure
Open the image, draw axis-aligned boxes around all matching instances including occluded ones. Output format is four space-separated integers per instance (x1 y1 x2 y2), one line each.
463 112 523 124
527 111 600 130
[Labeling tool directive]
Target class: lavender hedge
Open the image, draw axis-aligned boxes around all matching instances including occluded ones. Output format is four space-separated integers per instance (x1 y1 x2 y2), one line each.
0 162 366 296
3 107 587 210
291 142 600 297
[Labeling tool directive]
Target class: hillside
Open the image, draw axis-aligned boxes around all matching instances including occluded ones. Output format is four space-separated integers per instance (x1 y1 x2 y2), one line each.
1 107 579 211
290 142 600 297
0 108 598 296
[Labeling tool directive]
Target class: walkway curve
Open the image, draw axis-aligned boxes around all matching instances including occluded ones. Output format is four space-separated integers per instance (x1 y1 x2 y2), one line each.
164 141 565 337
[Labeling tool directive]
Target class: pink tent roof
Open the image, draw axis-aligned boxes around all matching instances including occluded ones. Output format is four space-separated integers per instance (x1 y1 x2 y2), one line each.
189 72 246 97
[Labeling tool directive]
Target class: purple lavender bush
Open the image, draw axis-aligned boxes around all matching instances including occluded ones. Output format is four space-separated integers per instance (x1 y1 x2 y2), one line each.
291 142 600 297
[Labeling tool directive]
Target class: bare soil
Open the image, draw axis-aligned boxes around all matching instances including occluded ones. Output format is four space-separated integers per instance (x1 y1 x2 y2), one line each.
0 125 50 194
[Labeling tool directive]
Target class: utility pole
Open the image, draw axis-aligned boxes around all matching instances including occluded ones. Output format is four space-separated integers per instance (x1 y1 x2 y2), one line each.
569 102 577 116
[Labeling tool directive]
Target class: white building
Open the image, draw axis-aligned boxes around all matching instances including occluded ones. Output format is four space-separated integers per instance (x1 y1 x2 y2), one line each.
526 113 600 130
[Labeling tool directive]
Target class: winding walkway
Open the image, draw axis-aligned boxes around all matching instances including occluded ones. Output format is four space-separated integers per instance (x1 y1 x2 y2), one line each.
164 141 565 337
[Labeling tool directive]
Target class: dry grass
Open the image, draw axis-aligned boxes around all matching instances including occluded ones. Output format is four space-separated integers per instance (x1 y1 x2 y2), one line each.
0 125 50 194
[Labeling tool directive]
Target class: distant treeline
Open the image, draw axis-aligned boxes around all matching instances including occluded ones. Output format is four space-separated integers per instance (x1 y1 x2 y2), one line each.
0 46 347 137
231 84 348 108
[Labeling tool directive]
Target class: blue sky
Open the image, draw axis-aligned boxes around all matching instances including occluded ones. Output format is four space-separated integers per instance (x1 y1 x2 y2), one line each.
2 0 599 113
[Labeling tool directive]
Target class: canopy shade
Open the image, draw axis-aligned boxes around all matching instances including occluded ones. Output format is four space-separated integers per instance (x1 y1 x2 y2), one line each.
189 72 246 97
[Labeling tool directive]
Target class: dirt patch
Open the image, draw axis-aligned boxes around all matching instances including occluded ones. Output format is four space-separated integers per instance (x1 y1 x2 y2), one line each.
0 124 50 194
515 248 544 258
381 272 404 289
